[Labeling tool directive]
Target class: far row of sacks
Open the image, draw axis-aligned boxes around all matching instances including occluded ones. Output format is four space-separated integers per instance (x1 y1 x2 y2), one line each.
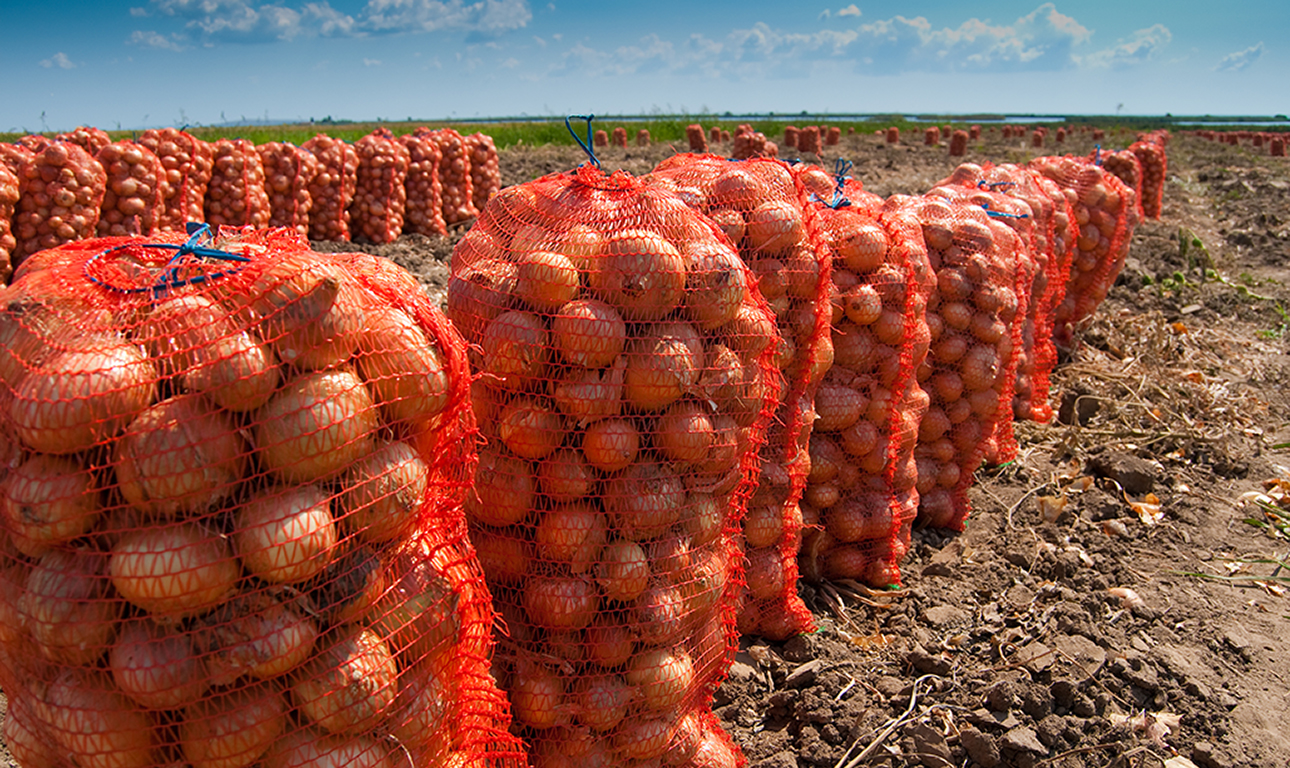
0 125 500 283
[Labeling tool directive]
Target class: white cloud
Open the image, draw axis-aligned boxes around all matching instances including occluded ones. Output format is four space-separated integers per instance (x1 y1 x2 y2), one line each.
837 4 860 17
1082 23 1171 68
129 30 188 50
1214 41 1264 72
39 52 76 69
363 57 382 65
362 0 531 35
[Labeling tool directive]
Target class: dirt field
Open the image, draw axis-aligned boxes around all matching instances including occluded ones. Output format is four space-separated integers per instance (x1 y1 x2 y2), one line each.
4 128 1289 768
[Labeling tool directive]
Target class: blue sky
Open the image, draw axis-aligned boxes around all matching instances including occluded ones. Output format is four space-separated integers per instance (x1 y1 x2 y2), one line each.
1 1 1284 132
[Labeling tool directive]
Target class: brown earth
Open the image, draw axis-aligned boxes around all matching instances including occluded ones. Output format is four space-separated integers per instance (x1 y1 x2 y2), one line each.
4 128 1290 768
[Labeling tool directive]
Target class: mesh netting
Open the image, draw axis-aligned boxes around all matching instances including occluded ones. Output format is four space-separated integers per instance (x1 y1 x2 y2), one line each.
138 129 214 234
0 163 17 284
423 129 479 226
95 142 165 239
11 141 107 265
301 135 359 243
448 164 781 767
205 140 271 230
349 130 410 245
0 227 525 768
257 143 319 237
55 127 112 156
1129 137 1167 220
400 132 448 238
465 134 501 216
1096 150 1144 223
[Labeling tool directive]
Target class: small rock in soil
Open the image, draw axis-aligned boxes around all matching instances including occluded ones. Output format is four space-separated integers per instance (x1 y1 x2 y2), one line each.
1001 726 1047 755
960 726 1001 768
1088 451 1160 494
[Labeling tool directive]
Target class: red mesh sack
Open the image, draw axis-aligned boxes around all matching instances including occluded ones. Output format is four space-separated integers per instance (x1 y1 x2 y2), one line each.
722 130 734 145
710 127 722 145
686 124 708 153
895 195 1022 531
465 133 501 215
1273 138 1287 157
924 128 938 146
969 125 981 140
885 127 899 145
1031 155 1137 346
257 142 319 236
448 164 780 767
795 182 934 586
731 127 773 160
423 129 479 226
593 130 609 148
825 127 841 147
1092 129 1105 141
0 226 526 768
783 126 799 149
0 144 34 176
1129 140 1166 220
138 129 215 233
12 141 107 263
204 139 270 229
302 134 359 242
636 130 651 147
399 132 448 237
55 126 112 156
1096 149 1145 223
648 154 832 640
949 131 968 157
1056 128 1067 143
612 128 629 149
797 126 822 156
349 129 410 244
95 141 165 238
0 163 18 284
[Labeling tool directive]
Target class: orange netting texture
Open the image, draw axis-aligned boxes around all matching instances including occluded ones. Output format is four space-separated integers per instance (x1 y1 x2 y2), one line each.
138 129 214 234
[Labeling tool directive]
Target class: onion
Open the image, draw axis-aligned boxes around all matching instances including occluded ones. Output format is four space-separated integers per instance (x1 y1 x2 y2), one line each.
582 418 640 472
143 293 238 377
690 728 740 768
251 257 362 370
234 484 336 585
21 548 120 665
0 562 30 658
537 448 593 502
826 493 894 542
745 200 805 256
192 589 319 685
843 284 883 326
709 167 765 211
446 259 516 345
522 575 598 629
656 400 715 464
2 693 60 768
511 661 567 730
255 368 377 484
305 543 386 625
366 542 460 666
681 492 725 548
388 662 453 753
808 436 842 484
262 727 392 768
683 544 730 618
10 340 156 455
721 300 778 358
1 454 100 557
584 619 634 669
114 394 246 518
684 241 747 330
356 307 449 430
480 310 548 390
595 539 649 602
517 251 580 311
110 618 209 709
465 447 532 527
614 716 676 761
499 397 565 460
469 526 530 585
552 299 626 369
744 502 783 549
840 418 880 458
181 681 286 768
605 463 684 540
961 344 1000 391
576 675 630 732
339 441 429 545
535 502 606 574
745 546 786 600
551 356 625 423
627 647 694 710
184 329 280 413
38 668 157 768
293 626 397 734
632 582 686 647
625 322 703 411
833 216 889 273
110 520 238 622
589 229 686 320
814 384 864 432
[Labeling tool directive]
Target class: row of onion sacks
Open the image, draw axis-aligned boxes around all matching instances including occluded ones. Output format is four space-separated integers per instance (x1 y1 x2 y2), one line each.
138 128 215 233
448 163 777 768
646 153 828 641
8 139 107 265
796 183 935 586
0 226 526 768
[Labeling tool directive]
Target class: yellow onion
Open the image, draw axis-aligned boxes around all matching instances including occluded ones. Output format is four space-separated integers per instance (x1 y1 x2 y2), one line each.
338 441 429 544
255 368 377 483
367 541 461 666
516 250 580 311
589 229 686 320
356 306 450 430
551 299 626 369
624 322 703 411
38 668 157 768
181 681 287 768
110 618 210 709
250 256 363 370
21 548 120 665
262 727 392 768
193 589 320 685
480 310 548 390
2 693 61 768
234 483 337 585
292 626 397 734
1 454 100 558
551 357 624 423
465 447 533 527
684 240 747 330
110 520 238 622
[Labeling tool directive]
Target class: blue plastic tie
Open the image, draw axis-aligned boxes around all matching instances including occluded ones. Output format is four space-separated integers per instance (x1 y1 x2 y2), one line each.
84 222 252 296
1093 144 1103 166
564 114 601 170
980 202 1028 220
977 180 1016 192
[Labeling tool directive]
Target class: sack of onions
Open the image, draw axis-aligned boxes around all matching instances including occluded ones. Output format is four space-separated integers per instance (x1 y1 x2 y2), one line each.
449 162 780 768
302 134 359 242
11 141 107 263
0 226 526 768
924 168 1039 466
349 129 410 244
1030 155 1137 347
1129 139 1167 220
686 123 709 153
1094 149 1144 222
0 162 18 284
95 140 165 237
204 139 271 229
257 142 319 236
422 128 479 225
794 184 935 587
55 126 112 155
648 154 836 640
138 128 215 233
465 133 501 214
399 132 448 237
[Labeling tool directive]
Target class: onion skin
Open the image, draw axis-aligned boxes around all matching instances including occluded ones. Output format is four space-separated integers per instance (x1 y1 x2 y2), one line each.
576 675 630 732
181 681 286 768
605 463 685 540
481 310 548 390
590 229 686 320
465 447 533 527
110 619 210 709
595 539 649 602
255 368 378 484
2 693 61 768
262 727 392 768
184 329 280 413
535 502 606 575
356 306 449 430
39 669 158 768
293 627 397 734
511 663 567 730
20 549 119 666
251 259 362 370
234 484 337 585
624 324 702 412
9 341 156 455
581 418 640 472
684 241 748 330
499 397 565 460
109 521 238 622
388 662 453 752
304 543 387 625
338 441 429 545
366 542 461 666
114 394 247 518
551 299 626 369
522 575 598 630
1 453 100 558
192 589 320 685
626 648 693 710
